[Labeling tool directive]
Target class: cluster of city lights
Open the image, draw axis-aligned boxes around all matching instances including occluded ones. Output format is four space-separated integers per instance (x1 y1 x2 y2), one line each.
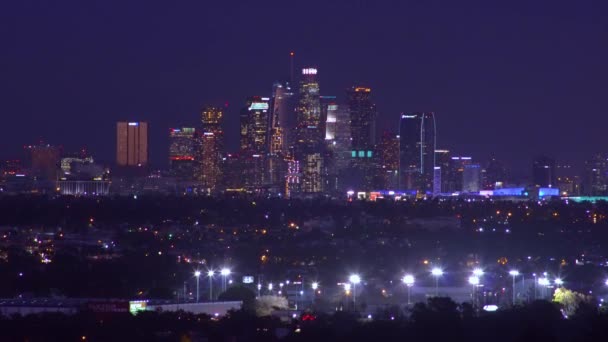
186 267 608 306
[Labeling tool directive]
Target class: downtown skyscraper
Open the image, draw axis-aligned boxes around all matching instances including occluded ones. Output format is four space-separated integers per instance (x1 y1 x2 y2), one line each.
116 121 148 167
293 67 323 194
197 106 224 193
239 96 270 188
169 127 196 180
398 112 436 193
346 86 377 191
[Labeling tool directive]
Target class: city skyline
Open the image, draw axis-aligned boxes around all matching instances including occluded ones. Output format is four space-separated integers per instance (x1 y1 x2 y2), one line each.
1 1 606 176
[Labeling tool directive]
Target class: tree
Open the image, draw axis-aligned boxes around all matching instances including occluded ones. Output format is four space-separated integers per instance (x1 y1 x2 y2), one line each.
217 285 256 312
255 295 288 317
553 287 592 317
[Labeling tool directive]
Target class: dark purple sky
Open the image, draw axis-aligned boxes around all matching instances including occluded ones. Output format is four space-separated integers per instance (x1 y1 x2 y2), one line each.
1 0 607 176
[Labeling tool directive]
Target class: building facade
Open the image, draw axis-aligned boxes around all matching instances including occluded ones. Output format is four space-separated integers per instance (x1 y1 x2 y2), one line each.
116 122 148 167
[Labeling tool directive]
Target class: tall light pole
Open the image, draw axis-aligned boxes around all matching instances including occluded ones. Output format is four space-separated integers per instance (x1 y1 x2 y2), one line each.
533 273 537 300
312 282 319 306
468 275 480 308
402 274 414 305
220 268 230 292
538 277 550 299
349 274 361 311
207 270 214 301
194 271 201 303
509 270 519 305
431 268 443 296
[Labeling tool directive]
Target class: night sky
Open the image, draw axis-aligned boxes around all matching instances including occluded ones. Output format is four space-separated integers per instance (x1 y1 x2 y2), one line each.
1 1 606 177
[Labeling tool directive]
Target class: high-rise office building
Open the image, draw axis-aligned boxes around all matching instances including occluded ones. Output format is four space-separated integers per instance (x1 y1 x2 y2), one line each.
324 103 351 193
483 157 508 189
169 127 196 179
583 154 608 195
379 131 400 190
294 67 323 194
27 143 61 180
267 82 296 193
269 81 296 154
434 149 451 193
116 122 148 167
239 96 271 188
532 155 556 188
398 112 436 193
347 86 377 191
463 164 481 192
197 107 224 192
448 156 472 192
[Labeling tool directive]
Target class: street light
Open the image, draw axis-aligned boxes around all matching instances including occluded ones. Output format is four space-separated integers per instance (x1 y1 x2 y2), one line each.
402 274 415 305
194 270 201 303
268 283 273 293
555 278 563 286
431 268 443 296
509 270 520 305
538 277 550 299
472 268 484 277
349 274 361 311
207 270 214 301
311 282 319 305
220 268 231 292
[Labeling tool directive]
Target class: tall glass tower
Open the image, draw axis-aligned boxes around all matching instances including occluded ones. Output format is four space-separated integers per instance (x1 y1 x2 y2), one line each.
398 112 436 193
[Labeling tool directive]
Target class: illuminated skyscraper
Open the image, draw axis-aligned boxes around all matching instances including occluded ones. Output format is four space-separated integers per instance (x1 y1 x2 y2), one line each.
197 107 224 192
348 87 376 150
347 86 377 190
398 112 436 193
270 81 296 154
239 96 270 188
449 156 472 192
267 81 295 192
582 154 608 195
323 102 351 193
434 150 451 193
379 131 400 189
116 122 148 167
294 67 323 194
169 127 196 179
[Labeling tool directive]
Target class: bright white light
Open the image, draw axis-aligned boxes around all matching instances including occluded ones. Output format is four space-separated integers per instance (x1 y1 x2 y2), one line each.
207 270 214 277
555 278 564 286
538 277 550 286
605 279 608 286
509 270 520 277
344 283 351 292
468 276 480 285
349 274 361 284
402 274 415 286
483 305 499 312
268 283 273 291
312 282 319 290
431 268 444 276
194 271 201 277
473 268 484 277
220 268 231 276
